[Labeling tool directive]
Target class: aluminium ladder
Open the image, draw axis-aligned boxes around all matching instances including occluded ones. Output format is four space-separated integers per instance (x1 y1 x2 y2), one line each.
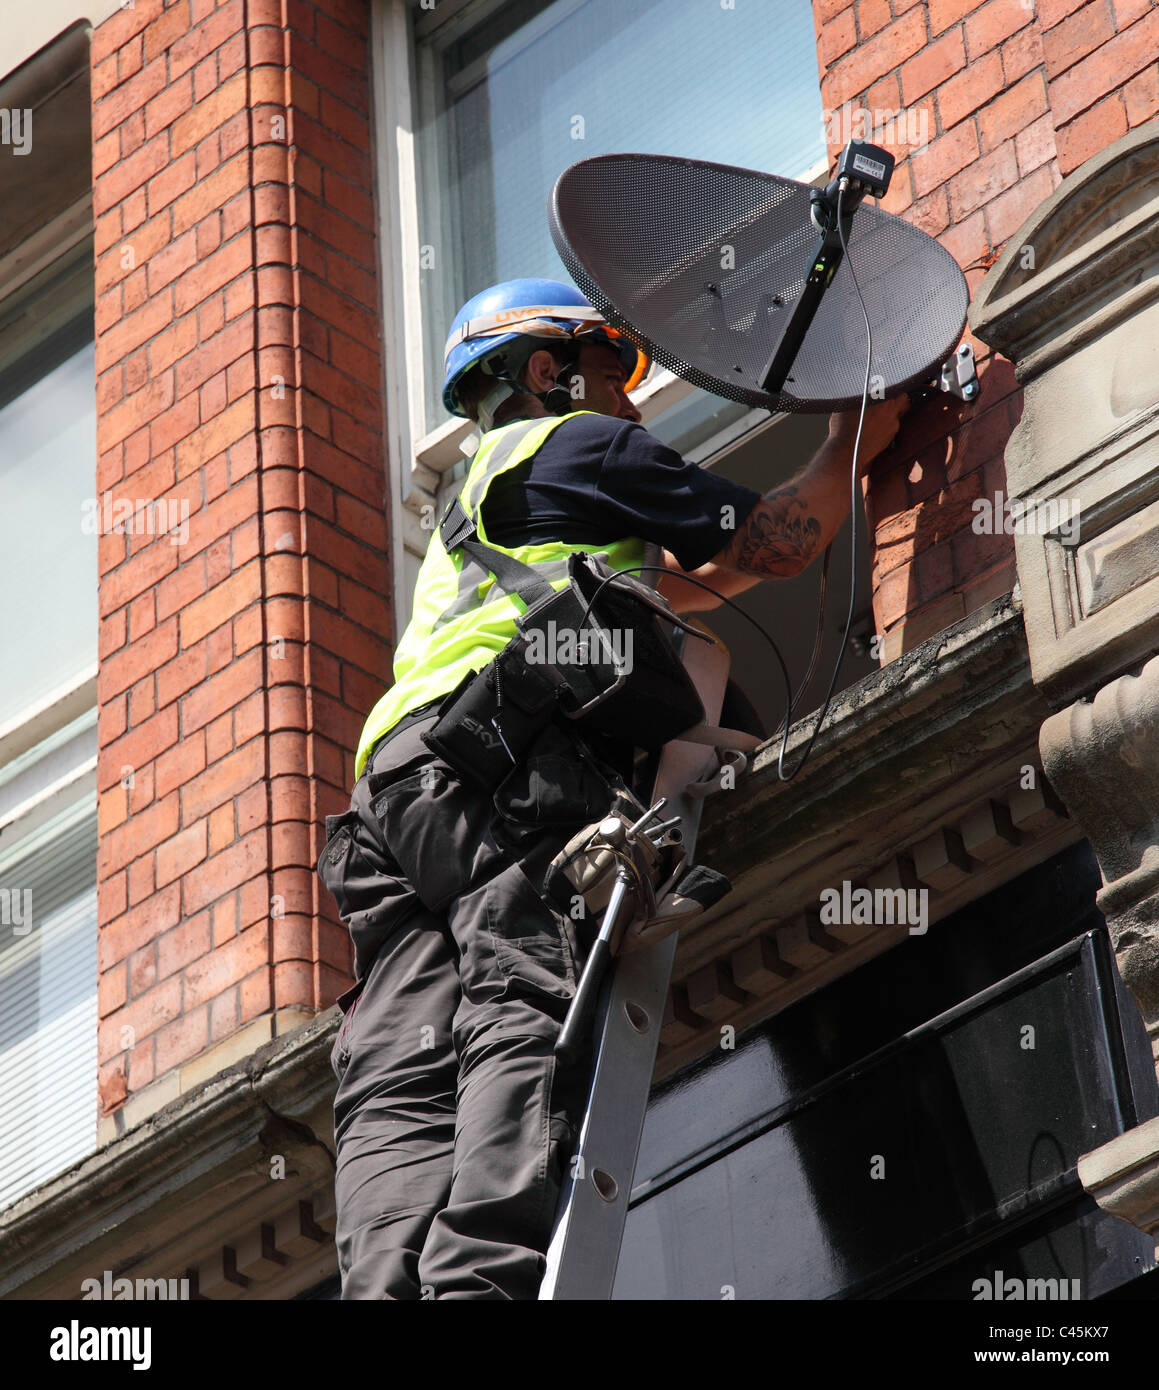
539 597 738 1300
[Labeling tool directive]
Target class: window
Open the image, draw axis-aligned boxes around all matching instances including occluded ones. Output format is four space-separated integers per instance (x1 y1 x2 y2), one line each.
0 287 97 1207
412 0 826 436
376 2 826 535
0 22 97 1207
0 798 98 1210
375 0 878 732
0 334 98 729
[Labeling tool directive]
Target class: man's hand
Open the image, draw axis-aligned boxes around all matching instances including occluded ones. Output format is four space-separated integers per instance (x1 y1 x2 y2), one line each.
827 394 910 475
707 393 912 584
658 393 914 606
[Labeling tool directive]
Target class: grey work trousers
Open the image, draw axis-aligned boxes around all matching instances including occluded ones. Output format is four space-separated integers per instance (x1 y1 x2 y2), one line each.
318 710 625 1299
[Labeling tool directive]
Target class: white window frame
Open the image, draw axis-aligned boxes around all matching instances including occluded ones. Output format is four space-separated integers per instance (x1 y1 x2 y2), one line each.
371 0 829 624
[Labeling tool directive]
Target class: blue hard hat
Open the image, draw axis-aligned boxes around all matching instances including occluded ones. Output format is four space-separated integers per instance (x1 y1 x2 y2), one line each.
441 277 645 417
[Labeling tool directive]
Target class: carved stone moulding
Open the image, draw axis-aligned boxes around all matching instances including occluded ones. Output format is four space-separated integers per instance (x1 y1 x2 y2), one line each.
1007 409 1159 707
970 120 1159 383
0 1014 341 1301
656 774 1075 1077
970 120 1159 706
1078 1113 1159 1244
1040 654 1159 1061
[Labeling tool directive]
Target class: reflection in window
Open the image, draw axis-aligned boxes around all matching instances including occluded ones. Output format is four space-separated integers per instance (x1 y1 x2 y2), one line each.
0 340 97 728
414 0 825 433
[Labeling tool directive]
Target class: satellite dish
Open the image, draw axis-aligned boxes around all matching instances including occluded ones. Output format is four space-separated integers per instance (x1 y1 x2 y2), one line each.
548 152 969 414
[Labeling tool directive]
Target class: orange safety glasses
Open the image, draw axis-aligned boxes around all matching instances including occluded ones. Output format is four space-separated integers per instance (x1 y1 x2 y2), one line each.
492 315 652 393
571 321 652 392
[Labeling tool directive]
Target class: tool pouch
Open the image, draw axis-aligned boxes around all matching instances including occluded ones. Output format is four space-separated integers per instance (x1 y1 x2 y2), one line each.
421 646 559 790
516 552 707 750
435 493 708 772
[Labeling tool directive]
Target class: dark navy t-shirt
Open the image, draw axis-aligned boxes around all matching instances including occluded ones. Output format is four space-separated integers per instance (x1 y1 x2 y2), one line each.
479 413 762 573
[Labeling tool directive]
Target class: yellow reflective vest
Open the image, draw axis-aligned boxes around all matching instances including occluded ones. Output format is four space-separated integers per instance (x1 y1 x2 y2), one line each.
354 412 647 778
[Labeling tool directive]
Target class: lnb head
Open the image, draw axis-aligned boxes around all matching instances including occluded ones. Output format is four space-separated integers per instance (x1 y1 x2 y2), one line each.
812 141 895 236
835 140 894 200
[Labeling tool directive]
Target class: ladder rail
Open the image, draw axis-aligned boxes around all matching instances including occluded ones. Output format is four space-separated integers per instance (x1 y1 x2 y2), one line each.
539 618 732 1299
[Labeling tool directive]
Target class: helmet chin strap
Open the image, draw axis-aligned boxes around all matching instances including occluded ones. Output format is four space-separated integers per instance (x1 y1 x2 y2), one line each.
476 346 578 431
475 377 519 433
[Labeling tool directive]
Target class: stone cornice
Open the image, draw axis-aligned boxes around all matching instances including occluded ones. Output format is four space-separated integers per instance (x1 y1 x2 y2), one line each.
0 1008 339 1300
969 121 1159 377
1078 1115 1159 1239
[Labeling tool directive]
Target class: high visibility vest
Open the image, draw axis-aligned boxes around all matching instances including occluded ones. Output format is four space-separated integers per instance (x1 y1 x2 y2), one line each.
354 412 647 778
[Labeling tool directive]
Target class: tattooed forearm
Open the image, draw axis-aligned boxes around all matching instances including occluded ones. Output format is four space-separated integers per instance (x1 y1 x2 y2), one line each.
729 485 822 578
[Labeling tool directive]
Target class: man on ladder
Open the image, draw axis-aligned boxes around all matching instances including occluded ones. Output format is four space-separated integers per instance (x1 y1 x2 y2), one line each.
317 277 907 1299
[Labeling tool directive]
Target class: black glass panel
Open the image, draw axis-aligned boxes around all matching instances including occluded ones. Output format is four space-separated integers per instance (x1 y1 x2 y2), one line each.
901 1196 1153 1302
614 844 1159 1300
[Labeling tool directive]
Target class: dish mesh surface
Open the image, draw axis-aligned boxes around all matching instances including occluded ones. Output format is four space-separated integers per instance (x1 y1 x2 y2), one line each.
549 153 969 413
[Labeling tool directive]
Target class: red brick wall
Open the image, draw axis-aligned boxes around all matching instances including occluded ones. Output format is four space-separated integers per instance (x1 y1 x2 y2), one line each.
91 0 390 1116
85 0 1158 1115
813 0 1159 652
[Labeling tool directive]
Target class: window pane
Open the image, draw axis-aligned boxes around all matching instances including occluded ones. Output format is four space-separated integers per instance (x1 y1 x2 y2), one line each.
416 0 825 432
0 797 97 1210
0 340 97 728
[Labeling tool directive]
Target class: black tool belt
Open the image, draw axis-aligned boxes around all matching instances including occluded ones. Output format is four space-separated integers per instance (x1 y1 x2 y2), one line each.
421 497 707 790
